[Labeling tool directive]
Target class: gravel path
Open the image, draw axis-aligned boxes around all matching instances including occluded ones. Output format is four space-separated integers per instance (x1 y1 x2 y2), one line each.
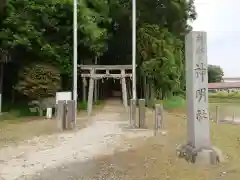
0 101 152 180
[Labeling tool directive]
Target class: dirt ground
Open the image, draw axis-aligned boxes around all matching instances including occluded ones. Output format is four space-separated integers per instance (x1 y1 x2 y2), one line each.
2 103 240 180
33 109 240 180
80 111 240 180
0 105 103 148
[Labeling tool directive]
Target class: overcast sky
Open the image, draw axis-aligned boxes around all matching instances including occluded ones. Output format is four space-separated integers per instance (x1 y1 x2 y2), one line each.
191 0 239 77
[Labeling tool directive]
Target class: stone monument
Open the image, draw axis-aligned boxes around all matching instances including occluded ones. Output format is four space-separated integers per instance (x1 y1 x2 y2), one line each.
177 31 222 165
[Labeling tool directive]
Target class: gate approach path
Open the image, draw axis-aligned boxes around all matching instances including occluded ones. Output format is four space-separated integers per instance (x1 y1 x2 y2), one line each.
0 99 152 180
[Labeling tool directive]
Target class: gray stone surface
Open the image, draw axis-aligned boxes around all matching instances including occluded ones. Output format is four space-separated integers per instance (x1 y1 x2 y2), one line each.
87 69 95 116
155 104 163 130
178 31 223 165
216 106 220 124
185 31 210 149
56 100 66 131
82 77 87 102
177 144 222 165
138 99 146 128
121 69 128 111
130 99 136 128
66 100 76 129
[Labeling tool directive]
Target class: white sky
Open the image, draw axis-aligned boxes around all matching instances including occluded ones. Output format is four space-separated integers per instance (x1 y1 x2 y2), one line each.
191 0 239 77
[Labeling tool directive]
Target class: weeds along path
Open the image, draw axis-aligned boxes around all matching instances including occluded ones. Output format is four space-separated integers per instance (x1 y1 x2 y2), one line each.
0 99 152 180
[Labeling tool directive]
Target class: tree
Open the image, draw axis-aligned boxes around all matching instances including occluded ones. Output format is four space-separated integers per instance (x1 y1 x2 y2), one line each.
0 0 112 102
208 65 224 83
0 0 111 74
14 63 61 100
0 0 197 105
103 0 196 99
138 25 183 98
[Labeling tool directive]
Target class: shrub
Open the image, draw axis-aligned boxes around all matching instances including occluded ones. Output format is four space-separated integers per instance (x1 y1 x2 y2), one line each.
15 63 61 100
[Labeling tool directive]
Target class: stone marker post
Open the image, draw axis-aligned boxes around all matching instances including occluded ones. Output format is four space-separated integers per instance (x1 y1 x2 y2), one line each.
232 109 235 122
121 69 128 111
82 78 87 102
57 100 66 131
139 99 146 128
46 108 52 119
130 99 136 128
66 100 76 129
216 106 220 124
154 104 164 135
87 69 95 116
177 31 222 165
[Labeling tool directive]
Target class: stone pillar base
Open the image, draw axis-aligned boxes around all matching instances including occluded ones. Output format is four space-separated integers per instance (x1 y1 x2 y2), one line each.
176 144 223 165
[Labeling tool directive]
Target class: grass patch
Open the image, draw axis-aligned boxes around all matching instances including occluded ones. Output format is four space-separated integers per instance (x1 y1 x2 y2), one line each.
0 101 39 122
155 96 186 111
77 100 105 111
209 97 240 103
0 100 105 148
82 110 240 180
209 92 240 103
209 92 240 99
77 101 88 110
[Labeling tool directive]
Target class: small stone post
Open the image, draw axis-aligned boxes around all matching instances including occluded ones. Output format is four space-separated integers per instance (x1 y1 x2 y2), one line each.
121 69 128 111
154 104 163 135
138 99 146 128
94 79 98 103
66 100 76 129
216 106 220 124
87 69 95 116
56 100 66 131
46 108 52 119
130 99 136 128
232 109 235 122
82 78 87 102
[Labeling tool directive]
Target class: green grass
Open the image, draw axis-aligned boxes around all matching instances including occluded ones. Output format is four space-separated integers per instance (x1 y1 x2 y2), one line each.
0 99 105 122
155 96 186 110
209 91 240 98
209 92 240 103
77 101 88 110
154 94 240 112
85 110 240 180
77 100 105 111
0 101 38 121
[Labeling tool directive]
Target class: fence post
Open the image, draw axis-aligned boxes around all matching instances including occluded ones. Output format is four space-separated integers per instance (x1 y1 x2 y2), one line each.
216 106 220 124
66 100 76 129
130 99 136 128
232 109 235 122
154 104 163 135
57 100 66 131
46 108 53 119
139 99 146 128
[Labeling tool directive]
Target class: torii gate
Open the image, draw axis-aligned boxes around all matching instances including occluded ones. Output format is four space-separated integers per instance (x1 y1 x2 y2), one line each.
79 65 133 115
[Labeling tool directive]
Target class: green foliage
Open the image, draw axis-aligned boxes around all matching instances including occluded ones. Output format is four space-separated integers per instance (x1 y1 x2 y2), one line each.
0 0 198 116
139 25 184 98
161 96 185 110
77 100 105 110
208 65 224 83
77 101 88 110
15 63 61 100
1 0 111 75
133 0 196 99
